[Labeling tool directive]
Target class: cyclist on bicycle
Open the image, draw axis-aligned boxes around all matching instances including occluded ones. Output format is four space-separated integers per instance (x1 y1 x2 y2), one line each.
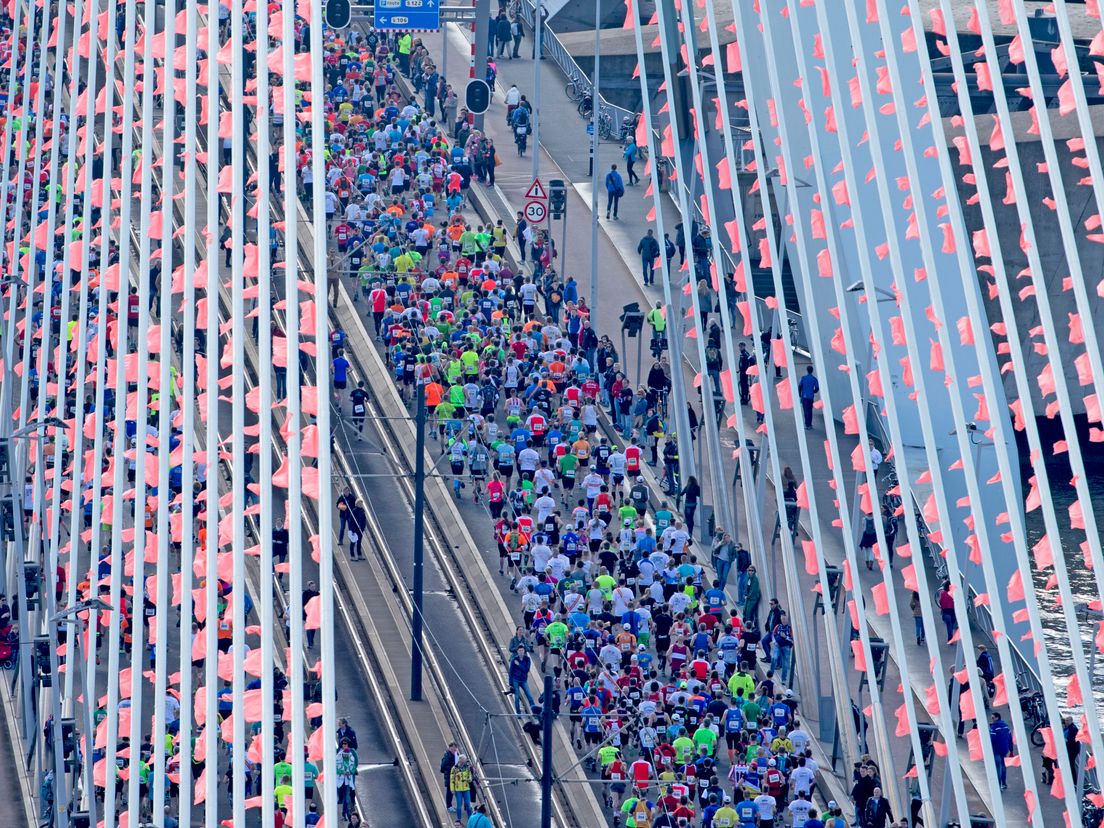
646 302 666 357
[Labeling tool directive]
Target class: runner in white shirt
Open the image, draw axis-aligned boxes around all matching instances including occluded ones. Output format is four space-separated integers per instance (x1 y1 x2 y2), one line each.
753 792 777 824
547 551 570 581
787 793 815 827
582 472 604 502
790 761 816 797
586 586 606 614
611 584 634 615
661 523 689 555
789 724 811 754
519 446 540 476
533 466 556 496
534 492 556 523
531 540 552 572
668 590 691 616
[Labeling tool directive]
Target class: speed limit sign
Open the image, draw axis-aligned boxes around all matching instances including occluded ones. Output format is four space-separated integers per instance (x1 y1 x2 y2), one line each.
524 200 548 223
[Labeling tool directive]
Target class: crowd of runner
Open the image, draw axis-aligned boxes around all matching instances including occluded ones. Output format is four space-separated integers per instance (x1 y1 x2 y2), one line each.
312 19 910 828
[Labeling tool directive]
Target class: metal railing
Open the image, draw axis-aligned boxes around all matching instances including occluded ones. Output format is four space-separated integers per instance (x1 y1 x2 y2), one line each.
515 0 634 133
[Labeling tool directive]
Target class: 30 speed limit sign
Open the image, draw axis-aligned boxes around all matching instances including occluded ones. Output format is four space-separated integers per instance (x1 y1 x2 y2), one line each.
524 200 548 223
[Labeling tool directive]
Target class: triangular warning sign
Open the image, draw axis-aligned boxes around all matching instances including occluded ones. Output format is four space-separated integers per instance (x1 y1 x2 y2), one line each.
525 178 548 200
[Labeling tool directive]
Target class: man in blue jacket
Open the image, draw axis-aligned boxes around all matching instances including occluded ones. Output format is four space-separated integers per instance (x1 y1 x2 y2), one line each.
989 711 1013 789
605 164 625 220
508 646 535 713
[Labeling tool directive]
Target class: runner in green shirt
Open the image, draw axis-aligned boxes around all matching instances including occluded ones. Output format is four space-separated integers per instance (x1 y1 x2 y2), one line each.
594 572 616 599
672 730 695 764
273 758 294 784
597 745 620 768
693 723 718 756
545 619 568 651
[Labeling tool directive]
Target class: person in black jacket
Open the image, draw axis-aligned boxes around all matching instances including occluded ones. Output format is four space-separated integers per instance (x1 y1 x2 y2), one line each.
637 229 661 286
348 504 368 561
494 11 512 57
440 742 459 808
863 786 893 828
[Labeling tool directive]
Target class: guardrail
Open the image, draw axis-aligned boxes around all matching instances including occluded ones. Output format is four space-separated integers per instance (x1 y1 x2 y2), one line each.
515 0 633 136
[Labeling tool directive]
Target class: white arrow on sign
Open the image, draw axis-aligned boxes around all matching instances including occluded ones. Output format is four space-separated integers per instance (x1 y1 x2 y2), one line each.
524 200 548 223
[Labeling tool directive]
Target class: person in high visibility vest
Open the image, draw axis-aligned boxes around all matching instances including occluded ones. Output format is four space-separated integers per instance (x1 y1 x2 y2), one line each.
396 33 413 76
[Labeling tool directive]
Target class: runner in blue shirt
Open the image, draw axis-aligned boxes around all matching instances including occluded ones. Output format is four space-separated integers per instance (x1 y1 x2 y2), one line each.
333 350 351 403
734 796 758 827
703 583 726 616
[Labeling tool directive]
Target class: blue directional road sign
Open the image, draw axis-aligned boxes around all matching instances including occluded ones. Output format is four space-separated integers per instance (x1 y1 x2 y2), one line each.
374 0 441 30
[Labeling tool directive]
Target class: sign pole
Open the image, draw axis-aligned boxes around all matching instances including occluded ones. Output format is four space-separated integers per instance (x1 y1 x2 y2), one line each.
588 0 600 321
540 673 554 828
532 0 542 180
410 382 426 701
472 0 491 130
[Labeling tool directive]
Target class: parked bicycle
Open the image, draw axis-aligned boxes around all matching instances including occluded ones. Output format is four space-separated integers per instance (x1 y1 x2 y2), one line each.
564 75 588 102
1016 685 1049 747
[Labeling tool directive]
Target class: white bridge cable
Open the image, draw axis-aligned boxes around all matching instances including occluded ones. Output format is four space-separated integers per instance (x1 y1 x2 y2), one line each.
252 0 278 822
152 0 179 815
775 1 1010 819
878 0 1101 817
280 0 309 823
37 0 81 818
921 0 1104 810
176 0 201 822
229 0 249 823
696 0 865 783
308 0 342 819
822 0 1055 818
101 0 141 815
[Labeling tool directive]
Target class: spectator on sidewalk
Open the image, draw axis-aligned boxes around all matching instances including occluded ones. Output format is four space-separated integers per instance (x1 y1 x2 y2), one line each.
989 712 1012 790
511 16 524 58
936 580 957 642
604 164 625 220
637 230 660 286
495 11 512 56
798 364 819 429
624 138 641 185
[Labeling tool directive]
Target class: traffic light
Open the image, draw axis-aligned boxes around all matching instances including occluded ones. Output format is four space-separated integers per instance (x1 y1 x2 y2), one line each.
620 302 645 337
549 179 566 219
325 0 351 29
465 79 491 115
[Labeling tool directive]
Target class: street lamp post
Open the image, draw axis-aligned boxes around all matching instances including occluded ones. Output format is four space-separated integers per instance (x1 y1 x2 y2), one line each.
589 0 601 320
410 382 427 701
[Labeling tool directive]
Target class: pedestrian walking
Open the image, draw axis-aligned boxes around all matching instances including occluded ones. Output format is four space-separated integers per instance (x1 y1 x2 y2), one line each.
637 229 660 286
798 364 819 429
624 139 641 185
604 164 625 220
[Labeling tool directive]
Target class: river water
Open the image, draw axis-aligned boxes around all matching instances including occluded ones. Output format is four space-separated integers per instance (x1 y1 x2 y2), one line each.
1023 452 1104 708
